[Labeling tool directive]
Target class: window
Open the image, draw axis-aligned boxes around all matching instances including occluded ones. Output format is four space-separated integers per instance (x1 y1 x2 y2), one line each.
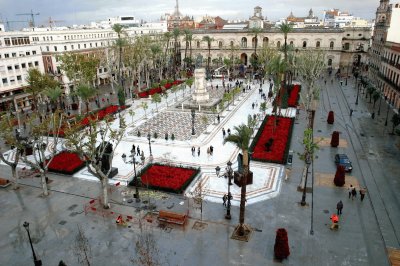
316 41 320 48
17 75 22 81
28 62 33 68
99 69 103 73
12 53 17 57
4 38 11 46
196 41 200 48
46 46 49 52
328 58 332 66
5 53 9 58
54 46 57 51
34 61 39 66
344 43 350 50
7 66 12 70
84 44 86 48
241 37 247 48
289 41 294 47
219 41 223 49
26 51 30 56
71 45 74 49
90 43 92 48
263 37 269 47
21 63 26 68
15 65 20 70
302 41 307 48
2 78 7 84
32 50 36 55
277 41 281 48
330 41 334 49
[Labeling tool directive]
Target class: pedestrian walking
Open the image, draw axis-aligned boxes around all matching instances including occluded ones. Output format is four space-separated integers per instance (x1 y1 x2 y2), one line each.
132 144 136 154
217 114 220 123
222 128 226 138
351 187 357 200
191 146 195 156
137 146 140 156
197 147 200 157
210 145 214 155
340 80 343 86
350 109 353 117
252 102 255 109
223 194 227 206
359 187 367 202
227 128 231 135
207 147 211 156
337 200 343 215
348 184 353 199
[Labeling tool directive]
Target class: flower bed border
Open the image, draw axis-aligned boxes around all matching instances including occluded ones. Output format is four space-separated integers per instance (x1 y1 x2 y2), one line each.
47 151 86 175
129 163 200 194
249 115 295 164
288 85 301 107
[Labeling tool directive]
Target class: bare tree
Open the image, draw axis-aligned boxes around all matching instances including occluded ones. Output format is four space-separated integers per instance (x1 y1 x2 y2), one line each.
132 219 162 266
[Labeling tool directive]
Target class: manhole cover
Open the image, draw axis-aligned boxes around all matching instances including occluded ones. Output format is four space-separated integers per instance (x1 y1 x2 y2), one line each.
323 209 329 214
192 221 208 231
59 220 67 225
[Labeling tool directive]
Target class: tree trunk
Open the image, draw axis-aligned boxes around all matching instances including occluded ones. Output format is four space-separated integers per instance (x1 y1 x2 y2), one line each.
238 150 249 236
11 164 19 190
41 171 49 196
101 176 110 209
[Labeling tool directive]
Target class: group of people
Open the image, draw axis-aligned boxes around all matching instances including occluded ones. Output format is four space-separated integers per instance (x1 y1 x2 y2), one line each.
332 185 368 230
222 192 233 207
222 128 231 138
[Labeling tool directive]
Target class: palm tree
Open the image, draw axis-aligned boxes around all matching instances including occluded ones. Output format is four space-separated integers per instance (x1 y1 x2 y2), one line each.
112 24 125 86
44 86 62 112
224 124 253 236
172 28 181 69
267 54 287 118
183 29 193 68
202 35 214 77
279 22 293 87
163 31 173 77
249 27 263 59
75 84 96 114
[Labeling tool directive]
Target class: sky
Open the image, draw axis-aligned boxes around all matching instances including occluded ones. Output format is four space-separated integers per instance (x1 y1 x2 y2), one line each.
0 0 379 28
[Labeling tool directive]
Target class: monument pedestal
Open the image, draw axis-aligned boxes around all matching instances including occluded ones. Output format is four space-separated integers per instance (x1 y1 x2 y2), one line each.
192 68 209 103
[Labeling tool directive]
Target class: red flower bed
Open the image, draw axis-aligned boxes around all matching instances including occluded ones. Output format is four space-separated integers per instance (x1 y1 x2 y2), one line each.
47 151 86 175
137 163 199 193
137 80 183 98
250 116 294 164
288 85 301 107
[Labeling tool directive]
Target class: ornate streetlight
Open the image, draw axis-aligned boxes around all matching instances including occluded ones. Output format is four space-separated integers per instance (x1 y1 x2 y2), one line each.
147 133 152 157
191 109 196 136
122 149 140 202
300 153 312 206
216 161 233 219
23 222 42 266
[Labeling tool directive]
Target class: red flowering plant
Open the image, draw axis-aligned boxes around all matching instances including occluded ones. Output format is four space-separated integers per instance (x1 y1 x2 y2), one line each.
132 163 200 194
47 151 86 175
288 84 301 107
250 116 295 164
137 80 183 98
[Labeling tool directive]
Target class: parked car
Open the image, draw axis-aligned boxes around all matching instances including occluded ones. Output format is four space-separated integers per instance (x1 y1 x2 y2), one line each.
335 154 353 172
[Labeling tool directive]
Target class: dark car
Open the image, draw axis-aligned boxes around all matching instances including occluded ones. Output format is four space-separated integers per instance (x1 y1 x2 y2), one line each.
335 154 353 172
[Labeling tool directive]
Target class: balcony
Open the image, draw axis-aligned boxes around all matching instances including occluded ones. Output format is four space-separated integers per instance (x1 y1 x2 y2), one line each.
378 72 400 92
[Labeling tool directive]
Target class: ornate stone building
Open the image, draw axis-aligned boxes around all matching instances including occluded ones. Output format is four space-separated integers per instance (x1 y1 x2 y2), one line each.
369 0 400 110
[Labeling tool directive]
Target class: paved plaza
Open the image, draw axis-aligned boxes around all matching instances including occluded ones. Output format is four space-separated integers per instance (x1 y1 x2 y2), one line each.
0 77 400 265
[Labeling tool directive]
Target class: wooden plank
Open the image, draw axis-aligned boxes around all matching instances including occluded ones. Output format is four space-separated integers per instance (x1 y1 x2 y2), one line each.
388 248 400 266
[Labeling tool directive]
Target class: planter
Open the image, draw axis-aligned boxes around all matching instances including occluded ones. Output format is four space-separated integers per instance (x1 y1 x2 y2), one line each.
330 131 340 147
274 228 290 260
327 111 334 124
334 165 346 187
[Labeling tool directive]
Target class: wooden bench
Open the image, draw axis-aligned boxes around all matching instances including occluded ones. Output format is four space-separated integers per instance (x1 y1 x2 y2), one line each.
0 178 11 188
158 210 187 225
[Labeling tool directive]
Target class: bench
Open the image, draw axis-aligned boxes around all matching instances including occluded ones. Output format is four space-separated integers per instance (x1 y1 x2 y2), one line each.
158 210 187 225
0 178 11 188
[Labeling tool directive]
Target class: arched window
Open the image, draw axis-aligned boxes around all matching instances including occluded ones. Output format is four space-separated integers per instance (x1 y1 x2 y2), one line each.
263 37 269 47
330 41 334 49
316 41 320 48
196 41 200 48
289 41 294 47
252 37 258 48
230 41 234 47
241 37 247 48
277 41 281 48
302 41 307 48
328 58 332 66
219 41 223 49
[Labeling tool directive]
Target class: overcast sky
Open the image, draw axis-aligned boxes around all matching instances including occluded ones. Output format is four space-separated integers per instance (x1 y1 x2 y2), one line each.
0 0 379 28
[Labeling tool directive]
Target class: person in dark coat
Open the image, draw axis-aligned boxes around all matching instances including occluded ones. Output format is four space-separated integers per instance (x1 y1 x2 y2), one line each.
197 147 200 156
351 187 357 200
337 200 343 215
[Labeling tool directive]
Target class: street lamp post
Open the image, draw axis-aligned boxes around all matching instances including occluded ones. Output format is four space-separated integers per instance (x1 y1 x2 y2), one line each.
23 222 42 266
385 103 390 126
300 153 312 206
147 133 152 157
122 150 140 202
355 72 359 105
191 109 196 135
216 161 233 220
